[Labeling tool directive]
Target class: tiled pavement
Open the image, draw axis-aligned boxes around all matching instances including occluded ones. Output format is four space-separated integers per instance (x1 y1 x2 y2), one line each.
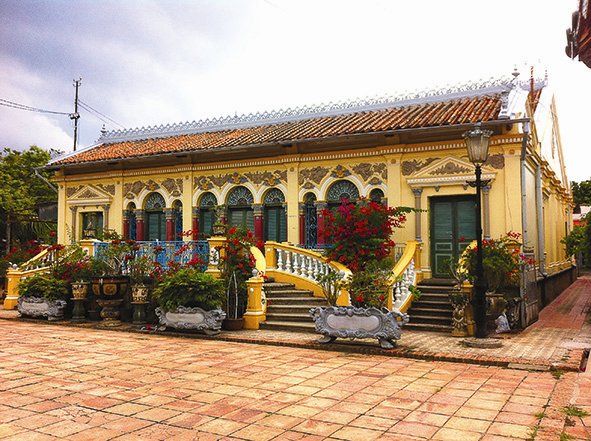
0 273 588 440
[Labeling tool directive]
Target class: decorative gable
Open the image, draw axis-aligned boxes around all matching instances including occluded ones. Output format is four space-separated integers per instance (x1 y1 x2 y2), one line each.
406 157 496 188
67 184 113 205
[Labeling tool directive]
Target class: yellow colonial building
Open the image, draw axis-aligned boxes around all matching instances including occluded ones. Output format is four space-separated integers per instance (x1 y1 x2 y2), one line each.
42 72 573 329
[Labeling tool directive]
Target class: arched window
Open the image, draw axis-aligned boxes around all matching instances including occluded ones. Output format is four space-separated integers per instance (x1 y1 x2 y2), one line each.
264 188 287 242
127 202 137 240
145 192 166 241
173 200 183 240
227 186 254 232
198 192 217 238
304 192 317 248
369 188 385 204
327 180 360 210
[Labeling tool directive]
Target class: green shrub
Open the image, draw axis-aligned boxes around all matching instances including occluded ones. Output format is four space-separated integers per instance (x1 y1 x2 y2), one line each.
18 274 69 302
153 269 225 312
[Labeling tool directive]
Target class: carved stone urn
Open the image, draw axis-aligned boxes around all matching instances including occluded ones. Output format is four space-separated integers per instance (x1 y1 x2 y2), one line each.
309 306 409 349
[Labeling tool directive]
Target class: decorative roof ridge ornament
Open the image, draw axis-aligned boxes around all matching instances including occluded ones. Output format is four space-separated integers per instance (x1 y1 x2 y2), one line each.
98 75 546 144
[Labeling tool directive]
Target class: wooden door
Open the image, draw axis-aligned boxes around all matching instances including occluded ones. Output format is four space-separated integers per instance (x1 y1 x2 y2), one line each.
430 196 477 278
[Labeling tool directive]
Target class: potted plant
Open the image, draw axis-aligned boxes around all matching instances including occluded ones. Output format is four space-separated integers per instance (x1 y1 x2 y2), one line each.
152 268 226 334
447 258 472 337
461 232 530 331
17 274 69 321
218 226 257 330
88 232 136 325
310 200 411 349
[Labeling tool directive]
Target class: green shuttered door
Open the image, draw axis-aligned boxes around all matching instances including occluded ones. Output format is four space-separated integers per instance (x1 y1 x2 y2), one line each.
430 196 477 278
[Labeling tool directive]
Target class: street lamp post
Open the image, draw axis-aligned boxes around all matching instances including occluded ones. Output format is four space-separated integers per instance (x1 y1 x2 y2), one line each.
463 123 492 339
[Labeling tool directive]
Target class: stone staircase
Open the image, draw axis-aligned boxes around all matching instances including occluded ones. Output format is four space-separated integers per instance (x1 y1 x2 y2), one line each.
405 279 456 333
259 281 325 332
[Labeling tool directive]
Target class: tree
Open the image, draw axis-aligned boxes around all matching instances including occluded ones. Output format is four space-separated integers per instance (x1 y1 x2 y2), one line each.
0 146 57 255
572 180 591 206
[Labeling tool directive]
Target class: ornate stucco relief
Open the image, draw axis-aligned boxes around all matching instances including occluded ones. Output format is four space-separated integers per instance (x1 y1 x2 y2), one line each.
484 154 505 169
193 170 287 191
65 186 82 198
401 158 439 176
96 184 116 196
430 162 472 175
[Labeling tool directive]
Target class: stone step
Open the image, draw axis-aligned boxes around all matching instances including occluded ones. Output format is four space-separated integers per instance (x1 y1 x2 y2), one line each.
417 285 458 294
266 296 325 306
267 305 318 314
416 292 454 302
415 300 454 309
263 282 296 290
259 320 317 333
408 307 453 317
264 312 313 323
407 314 452 326
264 289 315 298
404 322 453 333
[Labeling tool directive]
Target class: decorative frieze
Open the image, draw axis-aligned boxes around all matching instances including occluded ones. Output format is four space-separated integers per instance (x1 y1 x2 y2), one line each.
193 170 287 191
401 158 439 176
65 186 81 198
96 184 116 196
299 167 329 186
431 162 472 175
484 154 505 169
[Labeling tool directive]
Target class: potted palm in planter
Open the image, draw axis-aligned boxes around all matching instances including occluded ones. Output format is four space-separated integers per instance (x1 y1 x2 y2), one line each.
310 200 411 349
17 274 69 321
153 268 226 334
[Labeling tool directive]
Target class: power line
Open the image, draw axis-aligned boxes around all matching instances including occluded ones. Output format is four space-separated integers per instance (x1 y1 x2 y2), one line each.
0 98 70 115
78 99 125 129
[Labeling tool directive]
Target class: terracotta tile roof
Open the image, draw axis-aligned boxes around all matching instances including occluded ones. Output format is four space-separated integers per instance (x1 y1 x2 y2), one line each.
54 94 503 166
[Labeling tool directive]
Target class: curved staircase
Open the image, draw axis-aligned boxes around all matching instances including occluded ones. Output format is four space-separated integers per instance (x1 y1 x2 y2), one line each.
405 279 456 333
259 281 324 332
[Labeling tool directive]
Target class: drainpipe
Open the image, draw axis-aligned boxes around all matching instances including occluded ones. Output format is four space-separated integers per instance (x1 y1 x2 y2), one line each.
535 163 546 276
520 121 530 247
34 168 58 193
519 121 530 327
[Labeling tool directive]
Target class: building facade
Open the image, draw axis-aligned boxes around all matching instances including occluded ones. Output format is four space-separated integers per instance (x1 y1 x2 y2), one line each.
48 73 572 286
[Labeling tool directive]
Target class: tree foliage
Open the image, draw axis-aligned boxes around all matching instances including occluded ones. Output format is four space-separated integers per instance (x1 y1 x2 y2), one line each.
0 146 58 256
572 180 591 206
0 146 55 218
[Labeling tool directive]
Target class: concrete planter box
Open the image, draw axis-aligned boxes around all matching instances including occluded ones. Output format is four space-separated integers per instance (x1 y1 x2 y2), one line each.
155 306 226 335
310 306 409 349
17 297 67 321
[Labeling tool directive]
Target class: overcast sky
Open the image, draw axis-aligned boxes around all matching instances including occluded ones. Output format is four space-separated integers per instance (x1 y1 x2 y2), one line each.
0 0 589 182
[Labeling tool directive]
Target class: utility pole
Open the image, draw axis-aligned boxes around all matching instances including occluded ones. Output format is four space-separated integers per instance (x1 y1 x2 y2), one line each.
70 78 81 151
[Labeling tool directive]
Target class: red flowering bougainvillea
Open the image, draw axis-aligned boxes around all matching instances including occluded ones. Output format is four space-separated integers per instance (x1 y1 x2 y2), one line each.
322 200 411 273
462 231 533 293
217 226 258 318
322 199 412 308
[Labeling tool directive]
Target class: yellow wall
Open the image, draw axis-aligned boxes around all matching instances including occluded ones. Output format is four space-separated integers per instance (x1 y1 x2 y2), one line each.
55 134 572 278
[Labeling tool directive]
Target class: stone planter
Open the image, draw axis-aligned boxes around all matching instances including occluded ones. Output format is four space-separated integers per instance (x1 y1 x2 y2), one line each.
91 277 129 324
222 317 244 331
91 277 129 300
449 294 470 337
71 282 89 300
70 282 90 322
309 306 409 349
17 297 67 321
155 306 226 335
131 284 149 303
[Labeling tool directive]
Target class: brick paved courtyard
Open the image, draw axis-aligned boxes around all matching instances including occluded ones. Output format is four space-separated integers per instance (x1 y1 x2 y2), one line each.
0 320 583 441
